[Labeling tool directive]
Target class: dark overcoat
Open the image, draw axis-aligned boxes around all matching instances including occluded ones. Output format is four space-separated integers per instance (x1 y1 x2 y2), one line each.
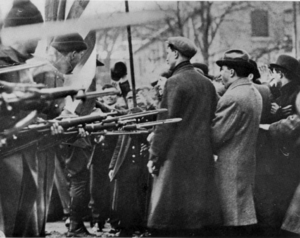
147 61 220 230
212 78 262 226
267 114 300 233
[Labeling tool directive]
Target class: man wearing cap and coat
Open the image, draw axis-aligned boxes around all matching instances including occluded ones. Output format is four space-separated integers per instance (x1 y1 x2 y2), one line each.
211 49 262 235
147 36 220 236
0 1 45 237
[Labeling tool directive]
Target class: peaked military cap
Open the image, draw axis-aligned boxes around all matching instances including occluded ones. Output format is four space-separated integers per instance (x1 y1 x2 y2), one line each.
166 37 197 59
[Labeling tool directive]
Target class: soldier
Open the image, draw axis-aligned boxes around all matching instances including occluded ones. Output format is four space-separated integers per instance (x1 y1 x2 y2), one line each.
0 1 45 237
108 91 151 237
32 33 88 236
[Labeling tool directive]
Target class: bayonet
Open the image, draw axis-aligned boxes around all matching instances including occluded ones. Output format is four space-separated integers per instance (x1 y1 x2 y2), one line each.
122 118 182 131
102 108 168 123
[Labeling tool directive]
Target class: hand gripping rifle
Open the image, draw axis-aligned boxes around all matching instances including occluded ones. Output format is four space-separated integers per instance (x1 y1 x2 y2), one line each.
84 109 183 137
0 111 117 156
88 118 182 136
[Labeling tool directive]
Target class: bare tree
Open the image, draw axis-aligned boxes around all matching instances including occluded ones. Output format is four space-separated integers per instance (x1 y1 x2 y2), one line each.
96 28 126 84
155 1 251 65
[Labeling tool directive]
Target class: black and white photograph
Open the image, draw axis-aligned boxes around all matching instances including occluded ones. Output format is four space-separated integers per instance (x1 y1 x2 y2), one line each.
0 0 299 237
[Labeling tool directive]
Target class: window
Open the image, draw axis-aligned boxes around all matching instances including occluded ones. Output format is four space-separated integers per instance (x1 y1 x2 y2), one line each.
251 10 269 37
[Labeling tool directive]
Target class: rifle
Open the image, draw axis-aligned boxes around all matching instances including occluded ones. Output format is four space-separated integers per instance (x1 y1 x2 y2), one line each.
101 108 168 123
75 89 119 100
0 86 83 113
0 80 45 93
0 61 47 75
19 112 113 135
0 112 113 156
122 118 182 130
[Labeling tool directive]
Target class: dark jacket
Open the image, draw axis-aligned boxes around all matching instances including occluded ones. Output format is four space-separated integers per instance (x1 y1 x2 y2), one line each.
268 114 300 232
270 81 300 123
147 61 220 230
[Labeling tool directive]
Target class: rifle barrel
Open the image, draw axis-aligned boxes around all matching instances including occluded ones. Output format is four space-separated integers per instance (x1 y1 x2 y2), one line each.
102 108 167 123
85 122 117 132
0 61 47 74
75 90 119 100
56 114 107 128
122 118 182 130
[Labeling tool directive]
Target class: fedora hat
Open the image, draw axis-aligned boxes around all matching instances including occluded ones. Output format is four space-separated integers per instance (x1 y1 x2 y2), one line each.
216 49 254 70
269 55 299 78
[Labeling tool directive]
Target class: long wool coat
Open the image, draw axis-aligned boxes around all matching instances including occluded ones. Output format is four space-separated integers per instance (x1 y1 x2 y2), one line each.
212 78 262 226
147 61 220 230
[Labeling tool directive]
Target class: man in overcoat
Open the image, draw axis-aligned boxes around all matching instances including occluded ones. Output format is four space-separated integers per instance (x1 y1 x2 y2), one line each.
211 49 262 236
147 36 220 236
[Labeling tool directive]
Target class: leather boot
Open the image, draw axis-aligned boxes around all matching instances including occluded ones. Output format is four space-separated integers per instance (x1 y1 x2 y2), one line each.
67 220 95 237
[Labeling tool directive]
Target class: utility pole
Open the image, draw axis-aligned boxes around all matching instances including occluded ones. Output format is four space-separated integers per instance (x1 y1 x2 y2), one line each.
125 0 137 107
293 1 298 58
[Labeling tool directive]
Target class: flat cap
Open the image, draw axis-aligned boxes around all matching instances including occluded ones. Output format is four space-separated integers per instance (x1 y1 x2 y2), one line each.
167 37 197 59
216 49 253 70
192 63 208 75
51 33 87 53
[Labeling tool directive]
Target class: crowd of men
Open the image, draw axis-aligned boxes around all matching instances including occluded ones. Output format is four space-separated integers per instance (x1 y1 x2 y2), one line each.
2 1 300 238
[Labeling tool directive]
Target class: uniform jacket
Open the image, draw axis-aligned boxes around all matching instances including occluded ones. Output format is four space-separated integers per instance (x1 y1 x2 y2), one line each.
212 78 262 226
0 45 41 236
148 61 220 230
33 63 65 119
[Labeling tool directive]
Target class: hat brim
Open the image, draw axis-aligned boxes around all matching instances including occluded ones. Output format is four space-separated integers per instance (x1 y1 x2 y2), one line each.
51 42 87 53
216 60 254 70
269 63 300 81
269 63 289 71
